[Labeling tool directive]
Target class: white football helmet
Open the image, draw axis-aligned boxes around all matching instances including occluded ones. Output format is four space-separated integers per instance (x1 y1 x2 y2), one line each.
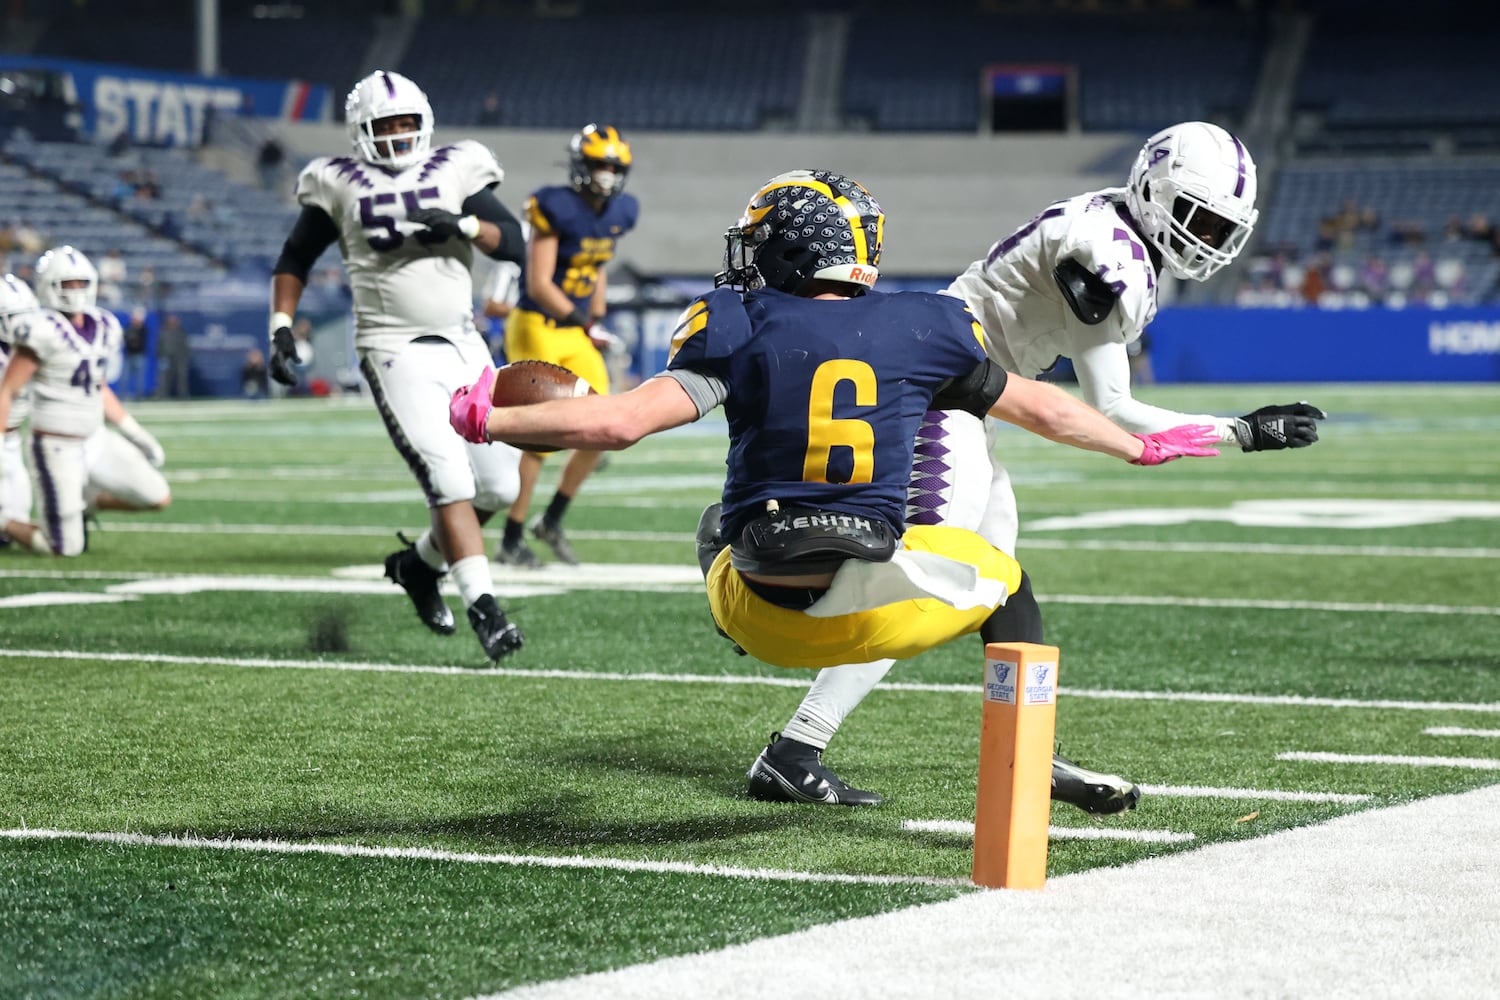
1126 121 1258 282
34 246 99 313
345 70 434 170
0 273 39 339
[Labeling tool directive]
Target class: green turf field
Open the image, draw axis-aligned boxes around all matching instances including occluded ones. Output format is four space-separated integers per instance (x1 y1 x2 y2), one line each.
2 384 1497 998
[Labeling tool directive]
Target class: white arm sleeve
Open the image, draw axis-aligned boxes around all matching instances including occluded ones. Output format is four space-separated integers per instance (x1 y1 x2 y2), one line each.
1070 336 1239 441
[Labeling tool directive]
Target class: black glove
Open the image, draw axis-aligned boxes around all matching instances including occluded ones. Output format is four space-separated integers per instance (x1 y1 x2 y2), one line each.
1233 401 1327 452
269 325 300 387
407 208 478 242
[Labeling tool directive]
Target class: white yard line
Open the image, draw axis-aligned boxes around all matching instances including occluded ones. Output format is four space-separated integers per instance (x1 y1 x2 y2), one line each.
1136 784 1371 803
3 648 1500 715
902 819 1196 844
34 521 1500 559
1278 751 1500 770
480 783 1500 1000
0 828 965 889
1423 727 1500 739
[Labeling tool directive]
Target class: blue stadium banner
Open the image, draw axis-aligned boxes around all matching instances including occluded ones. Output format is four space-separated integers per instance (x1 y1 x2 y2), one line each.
984 63 1071 98
1149 307 1500 382
0 56 330 147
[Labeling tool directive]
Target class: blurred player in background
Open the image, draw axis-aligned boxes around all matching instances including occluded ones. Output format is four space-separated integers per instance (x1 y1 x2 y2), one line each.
0 273 38 542
0 248 169 556
473 220 529 363
752 122 1329 809
267 70 527 661
495 124 639 567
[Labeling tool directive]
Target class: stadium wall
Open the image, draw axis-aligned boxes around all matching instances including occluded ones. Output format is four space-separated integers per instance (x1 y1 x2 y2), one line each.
278 123 1130 277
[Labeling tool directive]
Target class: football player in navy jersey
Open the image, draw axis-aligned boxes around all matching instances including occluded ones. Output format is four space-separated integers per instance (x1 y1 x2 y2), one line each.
452 169 1217 673
495 124 640 568
756 123 1329 812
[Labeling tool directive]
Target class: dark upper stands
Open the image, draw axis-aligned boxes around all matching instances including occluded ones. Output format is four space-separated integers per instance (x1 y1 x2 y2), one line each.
841 12 1262 133
398 15 804 131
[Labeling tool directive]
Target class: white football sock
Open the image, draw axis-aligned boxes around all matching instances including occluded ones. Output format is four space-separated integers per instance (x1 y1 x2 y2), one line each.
780 659 896 750
415 530 448 572
450 555 495 609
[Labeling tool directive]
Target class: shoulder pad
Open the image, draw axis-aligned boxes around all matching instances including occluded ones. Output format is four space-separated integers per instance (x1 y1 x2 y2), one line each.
1053 257 1119 326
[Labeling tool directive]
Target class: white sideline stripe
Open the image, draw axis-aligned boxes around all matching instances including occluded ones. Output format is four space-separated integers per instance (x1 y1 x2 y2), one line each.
0 829 964 888
1137 784 1372 803
0 592 135 609
1044 594 1500 617
1020 538 1500 559
5 649 1500 715
33 520 1500 559
482 784 1500 1000
1277 751 1500 770
1423 727 1500 739
902 819 1196 844
1 565 1495 618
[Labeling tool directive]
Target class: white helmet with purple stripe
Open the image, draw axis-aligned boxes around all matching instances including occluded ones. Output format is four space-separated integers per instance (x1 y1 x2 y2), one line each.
0 272 39 338
345 70 433 170
1126 121 1258 282
34 246 98 313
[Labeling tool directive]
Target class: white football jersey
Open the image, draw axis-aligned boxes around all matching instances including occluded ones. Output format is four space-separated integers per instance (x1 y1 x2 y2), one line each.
297 139 504 352
946 187 1233 439
0 334 34 429
10 307 118 437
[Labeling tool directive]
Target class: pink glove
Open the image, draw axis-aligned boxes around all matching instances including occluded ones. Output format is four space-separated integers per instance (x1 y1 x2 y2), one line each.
449 367 496 444
1132 424 1221 465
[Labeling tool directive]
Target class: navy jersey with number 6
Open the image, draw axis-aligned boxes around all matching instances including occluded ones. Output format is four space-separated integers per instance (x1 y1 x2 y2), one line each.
667 286 991 541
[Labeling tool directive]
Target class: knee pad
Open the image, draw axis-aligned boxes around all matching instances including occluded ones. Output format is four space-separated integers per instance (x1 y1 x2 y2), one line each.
695 502 725 579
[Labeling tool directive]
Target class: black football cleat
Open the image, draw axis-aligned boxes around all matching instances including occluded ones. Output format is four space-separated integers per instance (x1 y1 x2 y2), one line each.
529 516 580 566
494 537 541 568
747 733 883 807
383 532 455 635
1051 753 1141 815
467 594 524 661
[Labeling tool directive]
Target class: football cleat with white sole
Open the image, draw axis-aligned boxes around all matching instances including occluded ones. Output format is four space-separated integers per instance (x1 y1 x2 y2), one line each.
530 516 579 566
383 532 455 635
467 594 524 661
747 733 883 807
1051 753 1141 815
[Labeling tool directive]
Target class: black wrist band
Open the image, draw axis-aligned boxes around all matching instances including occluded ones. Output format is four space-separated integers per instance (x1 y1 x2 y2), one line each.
562 308 591 329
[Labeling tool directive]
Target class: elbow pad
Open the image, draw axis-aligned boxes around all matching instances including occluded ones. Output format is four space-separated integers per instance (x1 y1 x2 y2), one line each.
932 358 1008 419
1053 257 1118 326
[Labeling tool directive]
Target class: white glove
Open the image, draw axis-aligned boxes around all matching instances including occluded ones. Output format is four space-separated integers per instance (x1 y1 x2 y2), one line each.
116 414 166 468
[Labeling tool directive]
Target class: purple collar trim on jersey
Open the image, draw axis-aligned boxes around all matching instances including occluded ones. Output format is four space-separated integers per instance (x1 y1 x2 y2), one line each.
1229 132 1247 198
72 312 98 345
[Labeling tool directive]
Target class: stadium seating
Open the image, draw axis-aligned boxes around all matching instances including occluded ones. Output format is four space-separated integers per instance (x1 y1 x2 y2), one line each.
841 11 1261 133
399 14 804 131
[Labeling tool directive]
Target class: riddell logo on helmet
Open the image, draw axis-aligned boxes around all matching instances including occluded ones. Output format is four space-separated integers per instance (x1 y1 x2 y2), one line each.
848 266 876 286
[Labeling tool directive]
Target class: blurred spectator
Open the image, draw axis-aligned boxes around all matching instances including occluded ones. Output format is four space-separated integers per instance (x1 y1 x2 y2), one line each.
257 137 286 192
8 219 44 255
478 92 502 126
1465 213 1500 255
156 314 192 399
1359 256 1389 301
241 348 269 399
1442 215 1466 243
97 248 127 306
1300 255 1328 305
120 306 150 400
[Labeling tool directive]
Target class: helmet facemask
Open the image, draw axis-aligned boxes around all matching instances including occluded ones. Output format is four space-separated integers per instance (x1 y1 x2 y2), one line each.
568 124 632 199
1127 122 1258 282
34 247 98 313
346 70 434 170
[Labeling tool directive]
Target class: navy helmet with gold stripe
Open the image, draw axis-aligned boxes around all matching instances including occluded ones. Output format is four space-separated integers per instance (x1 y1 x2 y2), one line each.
568 123 632 198
714 169 884 296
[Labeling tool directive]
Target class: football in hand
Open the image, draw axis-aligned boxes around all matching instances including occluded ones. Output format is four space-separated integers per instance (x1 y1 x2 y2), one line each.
489 360 596 452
